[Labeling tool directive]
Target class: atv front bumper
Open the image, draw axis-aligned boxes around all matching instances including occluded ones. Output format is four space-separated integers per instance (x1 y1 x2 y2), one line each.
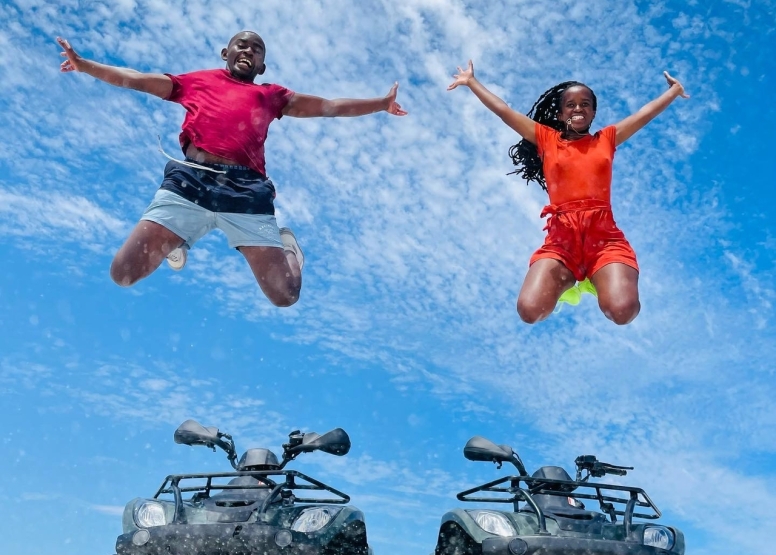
116 523 327 555
481 536 676 555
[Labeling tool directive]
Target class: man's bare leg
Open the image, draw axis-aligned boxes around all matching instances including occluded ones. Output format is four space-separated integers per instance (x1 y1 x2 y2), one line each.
110 221 184 286
240 246 302 307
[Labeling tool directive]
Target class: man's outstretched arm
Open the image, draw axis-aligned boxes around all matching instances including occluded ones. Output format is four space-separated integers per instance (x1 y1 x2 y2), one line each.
283 82 407 118
58 37 173 99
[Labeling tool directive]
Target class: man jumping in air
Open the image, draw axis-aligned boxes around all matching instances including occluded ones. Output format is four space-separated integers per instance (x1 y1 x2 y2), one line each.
58 32 406 307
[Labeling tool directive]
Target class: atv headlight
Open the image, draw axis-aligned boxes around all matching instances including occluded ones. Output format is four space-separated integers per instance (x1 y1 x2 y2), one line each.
467 510 516 537
133 501 167 528
643 526 675 550
291 507 343 533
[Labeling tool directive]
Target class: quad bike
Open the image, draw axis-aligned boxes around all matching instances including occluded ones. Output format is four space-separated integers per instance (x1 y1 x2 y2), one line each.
434 436 684 555
114 419 371 555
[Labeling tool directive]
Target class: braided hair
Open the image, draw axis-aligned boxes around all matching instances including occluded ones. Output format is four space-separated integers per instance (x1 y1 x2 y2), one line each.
508 81 597 192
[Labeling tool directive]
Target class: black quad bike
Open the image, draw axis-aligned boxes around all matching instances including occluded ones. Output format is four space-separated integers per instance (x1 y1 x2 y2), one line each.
434 436 684 555
114 420 371 555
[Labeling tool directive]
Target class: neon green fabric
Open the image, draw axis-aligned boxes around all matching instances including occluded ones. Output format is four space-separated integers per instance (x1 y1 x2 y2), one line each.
577 278 598 297
558 285 582 306
556 279 598 311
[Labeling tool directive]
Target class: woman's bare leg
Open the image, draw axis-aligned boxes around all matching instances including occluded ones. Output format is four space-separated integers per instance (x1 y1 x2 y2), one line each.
110 220 184 286
517 258 576 324
589 263 640 325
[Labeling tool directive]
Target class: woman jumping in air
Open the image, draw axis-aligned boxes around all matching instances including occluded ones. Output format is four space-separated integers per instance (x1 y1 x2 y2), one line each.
448 61 688 325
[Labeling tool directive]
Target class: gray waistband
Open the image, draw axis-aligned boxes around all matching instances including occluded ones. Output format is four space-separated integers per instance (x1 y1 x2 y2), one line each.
157 136 227 174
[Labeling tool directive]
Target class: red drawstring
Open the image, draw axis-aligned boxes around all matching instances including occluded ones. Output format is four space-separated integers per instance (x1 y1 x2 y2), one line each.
540 199 611 231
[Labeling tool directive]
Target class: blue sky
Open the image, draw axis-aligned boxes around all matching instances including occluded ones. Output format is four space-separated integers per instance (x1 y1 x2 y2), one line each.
1 0 774 554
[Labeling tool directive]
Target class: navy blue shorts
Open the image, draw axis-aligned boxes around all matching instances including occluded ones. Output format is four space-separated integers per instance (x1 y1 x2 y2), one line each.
160 159 276 214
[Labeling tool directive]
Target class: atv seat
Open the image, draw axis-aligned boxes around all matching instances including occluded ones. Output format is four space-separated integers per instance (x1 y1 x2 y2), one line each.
194 477 273 522
528 466 577 493
206 476 271 504
520 467 606 521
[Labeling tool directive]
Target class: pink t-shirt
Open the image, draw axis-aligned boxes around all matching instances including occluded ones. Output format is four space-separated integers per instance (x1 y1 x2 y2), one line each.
165 69 294 175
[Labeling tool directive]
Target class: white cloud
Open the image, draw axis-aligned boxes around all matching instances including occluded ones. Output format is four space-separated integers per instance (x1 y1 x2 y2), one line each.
0 189 128 248
90 504 125 516
20 492 50 501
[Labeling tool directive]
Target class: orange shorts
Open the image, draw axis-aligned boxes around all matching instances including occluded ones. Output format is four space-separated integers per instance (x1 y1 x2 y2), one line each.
529 199 639 282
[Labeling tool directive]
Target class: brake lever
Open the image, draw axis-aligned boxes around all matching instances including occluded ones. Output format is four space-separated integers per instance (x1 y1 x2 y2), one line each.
594 462 633 477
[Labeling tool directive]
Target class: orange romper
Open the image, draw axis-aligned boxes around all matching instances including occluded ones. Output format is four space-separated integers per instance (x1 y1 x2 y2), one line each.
529 123 639 281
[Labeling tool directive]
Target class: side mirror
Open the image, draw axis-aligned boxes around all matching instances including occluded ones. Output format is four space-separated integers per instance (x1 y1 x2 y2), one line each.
464 436 528 476
174 419 220 447
312 428 351 456
286 428 351 458
464 436 514 463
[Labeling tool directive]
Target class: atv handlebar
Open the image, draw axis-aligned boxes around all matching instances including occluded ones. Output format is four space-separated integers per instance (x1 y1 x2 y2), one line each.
575 455 633 481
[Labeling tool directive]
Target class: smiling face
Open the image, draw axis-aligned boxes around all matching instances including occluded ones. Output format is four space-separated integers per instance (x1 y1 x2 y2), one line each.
221 31 266 82
557 85 597 134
